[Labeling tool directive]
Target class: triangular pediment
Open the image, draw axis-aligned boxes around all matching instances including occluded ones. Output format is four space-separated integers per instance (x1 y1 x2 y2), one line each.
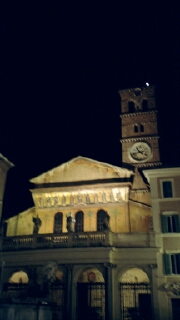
30 156 133 184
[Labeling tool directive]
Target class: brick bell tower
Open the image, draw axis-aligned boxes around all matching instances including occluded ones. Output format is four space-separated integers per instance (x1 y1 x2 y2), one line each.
119 85 161 168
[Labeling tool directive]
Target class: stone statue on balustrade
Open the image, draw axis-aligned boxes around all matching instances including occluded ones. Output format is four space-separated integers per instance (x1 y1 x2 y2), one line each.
67 213 76 232
32 216 42 235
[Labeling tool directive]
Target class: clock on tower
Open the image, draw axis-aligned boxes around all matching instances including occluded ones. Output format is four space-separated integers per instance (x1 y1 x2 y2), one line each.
119 85 161 167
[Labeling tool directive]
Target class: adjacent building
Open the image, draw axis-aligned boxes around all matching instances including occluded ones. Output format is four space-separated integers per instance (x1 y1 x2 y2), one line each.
143 167 180 320
0 154 14 221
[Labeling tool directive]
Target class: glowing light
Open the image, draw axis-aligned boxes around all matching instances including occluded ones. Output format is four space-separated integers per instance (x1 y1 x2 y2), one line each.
146 82 149 86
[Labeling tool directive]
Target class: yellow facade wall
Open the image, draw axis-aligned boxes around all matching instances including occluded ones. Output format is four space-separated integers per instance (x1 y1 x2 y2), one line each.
129 203 152 232
6 201 152 236
6 202 131 236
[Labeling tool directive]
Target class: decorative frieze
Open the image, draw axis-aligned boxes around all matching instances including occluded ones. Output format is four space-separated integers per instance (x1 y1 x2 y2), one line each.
32 187 129 209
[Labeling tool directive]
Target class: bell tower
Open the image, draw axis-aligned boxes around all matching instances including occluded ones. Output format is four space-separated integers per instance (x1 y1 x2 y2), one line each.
119 85 161 167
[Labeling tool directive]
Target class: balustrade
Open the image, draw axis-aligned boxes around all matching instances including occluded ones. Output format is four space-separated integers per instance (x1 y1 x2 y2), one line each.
1 231 107 250
1 231 155 251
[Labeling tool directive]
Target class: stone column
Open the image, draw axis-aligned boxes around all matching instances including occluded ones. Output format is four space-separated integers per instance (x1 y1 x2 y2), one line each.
65 265 73 320
104 263 114 320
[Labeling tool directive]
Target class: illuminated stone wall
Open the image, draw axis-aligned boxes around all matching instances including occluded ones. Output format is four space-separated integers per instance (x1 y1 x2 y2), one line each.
6 157 153 236
6 198 152 236
6 187 130 236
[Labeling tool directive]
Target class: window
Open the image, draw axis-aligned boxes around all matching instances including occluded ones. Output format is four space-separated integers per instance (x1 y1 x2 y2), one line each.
128 101 135 113
140 124 144 132
97 210 107 231
164 254 180 275
54 212 63 234
162 180 173 198
142 100 148 111
75 211 84 232
134 124 138 133
161 213 180 233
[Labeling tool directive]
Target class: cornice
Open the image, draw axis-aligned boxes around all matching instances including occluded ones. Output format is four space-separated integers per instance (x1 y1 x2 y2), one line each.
120 110 157 118
119 85 155 95
120 136 160 143
143 167 180 181
132 162 162 168
131 162 162 168
130 189 149 194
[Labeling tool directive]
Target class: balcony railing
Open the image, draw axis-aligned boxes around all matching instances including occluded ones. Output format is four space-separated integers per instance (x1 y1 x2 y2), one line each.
0 231 155 251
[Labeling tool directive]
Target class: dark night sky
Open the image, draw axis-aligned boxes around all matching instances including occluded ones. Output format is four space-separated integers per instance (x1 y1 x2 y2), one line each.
1 2 180 219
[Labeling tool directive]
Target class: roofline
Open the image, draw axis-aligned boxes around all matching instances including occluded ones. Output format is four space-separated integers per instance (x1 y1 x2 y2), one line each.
143 167 180 182
0 154 14 169
118 85 155 94
30 156 134 183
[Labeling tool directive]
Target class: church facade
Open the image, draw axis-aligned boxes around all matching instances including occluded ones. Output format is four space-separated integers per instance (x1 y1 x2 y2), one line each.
1 85 179 320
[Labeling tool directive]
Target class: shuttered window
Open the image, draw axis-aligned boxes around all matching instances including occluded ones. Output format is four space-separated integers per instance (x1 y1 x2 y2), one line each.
162 181 173 198
164 254 180 275
161 214 180 233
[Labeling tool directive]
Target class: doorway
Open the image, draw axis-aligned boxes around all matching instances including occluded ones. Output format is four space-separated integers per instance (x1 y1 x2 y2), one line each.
120 268 151 320
76 268 105 320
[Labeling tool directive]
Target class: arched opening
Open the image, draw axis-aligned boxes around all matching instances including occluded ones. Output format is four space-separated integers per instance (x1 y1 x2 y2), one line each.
54 212 63 234
77 268 105 320
3 270 29 299
97 210 109 231
9 270 29 283
49 269 65 320
140 123 144 132
134 124 138 133
128 101 135 113
37 262 65 319
119 268 151 320
75 211 84 232
142 100 148 111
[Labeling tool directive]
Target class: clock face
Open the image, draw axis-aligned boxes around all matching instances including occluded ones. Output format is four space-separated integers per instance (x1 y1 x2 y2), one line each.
129 142 152 162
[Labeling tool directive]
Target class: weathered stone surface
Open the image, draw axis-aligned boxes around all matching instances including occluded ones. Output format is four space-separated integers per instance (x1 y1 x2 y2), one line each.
30 156 133 184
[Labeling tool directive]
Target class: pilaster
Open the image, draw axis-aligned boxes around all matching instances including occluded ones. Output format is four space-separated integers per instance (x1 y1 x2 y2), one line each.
65 264 73 320
104 263 117 320
149 263 160 320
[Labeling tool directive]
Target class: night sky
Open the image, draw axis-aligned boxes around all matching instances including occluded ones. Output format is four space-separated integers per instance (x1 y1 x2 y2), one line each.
1 2 180 219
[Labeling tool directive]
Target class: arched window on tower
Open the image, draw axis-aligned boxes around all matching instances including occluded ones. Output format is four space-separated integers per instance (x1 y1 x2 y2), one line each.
140 124 144 132
128 101 135 113
134 124 138 133
97 210 107 231
75 211 84 232
54 212 63 234
142 100 148 111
